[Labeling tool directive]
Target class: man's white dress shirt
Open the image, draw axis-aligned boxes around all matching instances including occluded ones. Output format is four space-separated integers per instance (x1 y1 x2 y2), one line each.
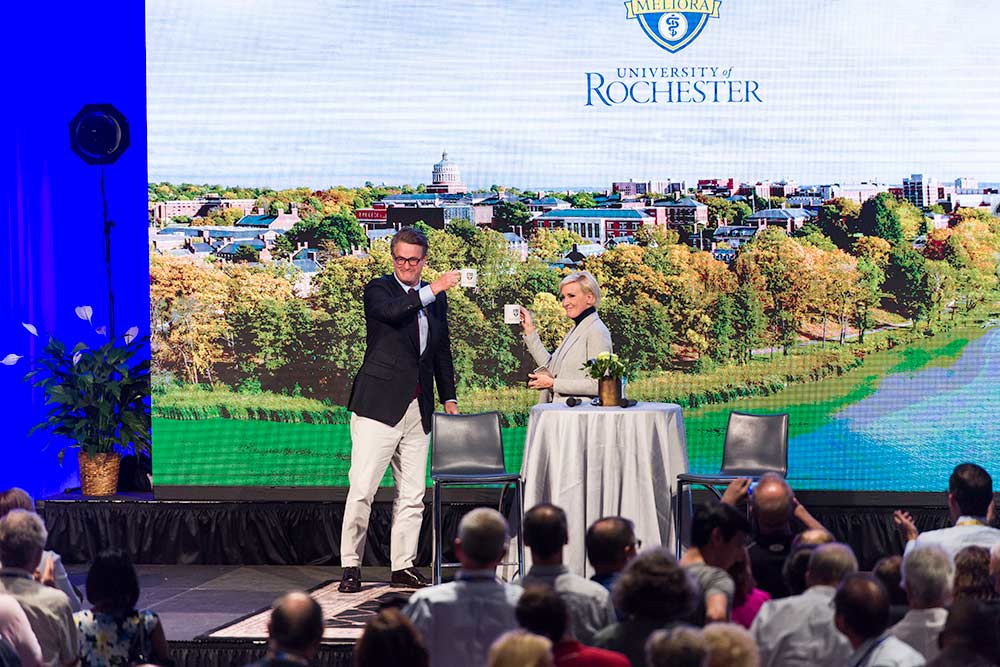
889 607 947 662
403 569 522 667
750 585 852 667
905 516 1000 560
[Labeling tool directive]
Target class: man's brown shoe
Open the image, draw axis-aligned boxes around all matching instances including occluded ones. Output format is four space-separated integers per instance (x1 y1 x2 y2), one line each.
338 566 361 593
390 567 430 588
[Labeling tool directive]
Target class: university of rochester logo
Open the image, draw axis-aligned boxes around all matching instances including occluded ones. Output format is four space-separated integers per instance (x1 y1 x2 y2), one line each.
624 0 721 53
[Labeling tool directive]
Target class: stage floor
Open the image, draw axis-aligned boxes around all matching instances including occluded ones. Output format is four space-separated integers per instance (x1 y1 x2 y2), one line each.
65 563 394 643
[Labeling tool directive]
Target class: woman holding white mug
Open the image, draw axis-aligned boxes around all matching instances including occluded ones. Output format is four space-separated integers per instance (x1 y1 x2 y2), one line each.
520 270 613 403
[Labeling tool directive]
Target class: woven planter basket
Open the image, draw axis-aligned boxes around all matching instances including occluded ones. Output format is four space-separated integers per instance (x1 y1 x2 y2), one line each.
78 451 121 496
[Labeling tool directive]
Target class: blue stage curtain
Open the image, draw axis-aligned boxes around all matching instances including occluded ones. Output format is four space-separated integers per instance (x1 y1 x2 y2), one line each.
1 1 150 498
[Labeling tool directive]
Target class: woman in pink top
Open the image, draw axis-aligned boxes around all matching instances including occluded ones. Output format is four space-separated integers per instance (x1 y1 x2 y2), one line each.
728 547 771 629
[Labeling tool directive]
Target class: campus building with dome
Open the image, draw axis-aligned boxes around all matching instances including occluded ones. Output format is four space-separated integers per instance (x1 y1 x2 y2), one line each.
426 151 467 194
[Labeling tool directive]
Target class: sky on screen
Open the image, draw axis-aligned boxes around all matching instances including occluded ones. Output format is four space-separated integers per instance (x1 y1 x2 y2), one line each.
146 0 1000 189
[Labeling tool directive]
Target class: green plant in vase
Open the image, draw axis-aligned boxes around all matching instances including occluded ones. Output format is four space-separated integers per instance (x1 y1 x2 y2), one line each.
582 352 628 406
5 306 151 495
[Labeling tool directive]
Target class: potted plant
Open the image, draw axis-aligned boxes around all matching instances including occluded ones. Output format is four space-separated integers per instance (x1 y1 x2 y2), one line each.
5 307 151 495
582 352 628 407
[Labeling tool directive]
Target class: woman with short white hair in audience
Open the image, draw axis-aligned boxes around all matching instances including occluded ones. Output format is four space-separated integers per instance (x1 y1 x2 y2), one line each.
701 623 759 667
487 629 553 667
0 488 81 612
889 545 953 662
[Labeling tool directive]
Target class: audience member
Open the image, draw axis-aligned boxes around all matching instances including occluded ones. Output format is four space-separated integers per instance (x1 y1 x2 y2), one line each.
779 530 835 597
585 518 638 595
990 544 1000 596
722 474 827 600
895 463 1000 560
246 591 324 667
403 508 521 667
644 627 706 667
750 542 857 667
833 573 925 667
928 598 1000 667
487 630 552 667
680 503 751 624
353 607 427 667
75 549 171 667
952 545 999 602
0 490 81 613
792 529 835 549
728 547 770 630
702 623 759 667
592 548 696 667
515 586 628 667
780 545 815 597
521 505 615 645
0 510 77 667
874 555 909 625
0 637 20 667
889 545 953 662
0 592 41 667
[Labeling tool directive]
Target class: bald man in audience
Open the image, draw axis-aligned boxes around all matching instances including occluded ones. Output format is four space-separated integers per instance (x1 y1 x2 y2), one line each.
834 574 925 667
750 542 857 667
723 473 827 599
586 517 639 594
246 591 324 667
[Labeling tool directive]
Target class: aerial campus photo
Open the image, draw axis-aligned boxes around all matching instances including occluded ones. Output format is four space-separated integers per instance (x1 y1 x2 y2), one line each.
147 159 1000 492
144 0 1000 493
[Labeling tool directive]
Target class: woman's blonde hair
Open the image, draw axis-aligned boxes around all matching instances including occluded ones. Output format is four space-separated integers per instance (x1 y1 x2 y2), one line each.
702 623 759 667
487 630 553 667
559 270 601 308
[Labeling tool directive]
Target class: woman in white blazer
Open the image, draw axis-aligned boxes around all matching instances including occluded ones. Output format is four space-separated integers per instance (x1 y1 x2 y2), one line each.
520 270 613 403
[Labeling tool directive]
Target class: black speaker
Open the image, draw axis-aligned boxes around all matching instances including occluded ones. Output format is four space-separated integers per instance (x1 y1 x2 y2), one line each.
69 103 129 165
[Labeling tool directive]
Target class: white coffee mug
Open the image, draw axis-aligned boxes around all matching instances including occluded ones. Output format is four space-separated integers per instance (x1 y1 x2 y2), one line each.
504 304 521 324
460 268 478 287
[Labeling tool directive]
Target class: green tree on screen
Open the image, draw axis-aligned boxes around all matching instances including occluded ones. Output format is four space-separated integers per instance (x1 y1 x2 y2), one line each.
859 193 903 245
569 192 597 208
493 201 534 235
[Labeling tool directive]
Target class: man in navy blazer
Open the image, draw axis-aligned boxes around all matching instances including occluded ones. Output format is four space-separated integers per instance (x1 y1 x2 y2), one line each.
340 226 461 593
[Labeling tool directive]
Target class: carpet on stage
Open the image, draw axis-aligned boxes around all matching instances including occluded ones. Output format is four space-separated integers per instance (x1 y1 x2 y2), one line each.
204 582 415 642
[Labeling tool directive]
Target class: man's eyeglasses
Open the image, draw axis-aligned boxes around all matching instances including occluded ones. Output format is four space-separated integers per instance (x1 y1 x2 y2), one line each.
392 255 425 267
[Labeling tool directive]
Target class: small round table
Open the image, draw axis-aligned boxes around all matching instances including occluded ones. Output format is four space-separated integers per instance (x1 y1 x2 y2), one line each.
520 401 689 575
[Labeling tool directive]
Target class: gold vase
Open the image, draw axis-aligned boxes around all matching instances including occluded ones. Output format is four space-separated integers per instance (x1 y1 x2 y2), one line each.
598 376 622 407
78 451 121 496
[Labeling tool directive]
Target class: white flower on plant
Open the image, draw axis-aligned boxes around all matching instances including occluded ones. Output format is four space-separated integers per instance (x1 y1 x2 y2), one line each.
123 326 139 344
1 354 22 366
72 351 83 366
94 326 107 336
74 305 93 324
21 323 37 336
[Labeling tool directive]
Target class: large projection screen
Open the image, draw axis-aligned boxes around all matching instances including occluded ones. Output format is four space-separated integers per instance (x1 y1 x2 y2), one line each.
146 1 1000 492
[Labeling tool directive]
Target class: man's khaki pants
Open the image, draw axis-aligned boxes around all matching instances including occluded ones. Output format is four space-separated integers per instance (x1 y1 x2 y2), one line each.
340 399 428 570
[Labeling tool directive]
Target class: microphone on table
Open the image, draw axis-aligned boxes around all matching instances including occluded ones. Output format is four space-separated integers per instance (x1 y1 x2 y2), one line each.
565 397 582 407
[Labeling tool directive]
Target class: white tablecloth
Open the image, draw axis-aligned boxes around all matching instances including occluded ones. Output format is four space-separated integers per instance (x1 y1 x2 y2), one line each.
519 401 688 576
